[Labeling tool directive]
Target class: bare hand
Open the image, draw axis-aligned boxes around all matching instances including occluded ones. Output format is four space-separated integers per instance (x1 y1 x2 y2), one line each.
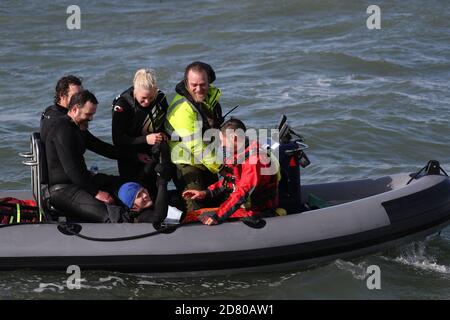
146 133 164 145
137 153 152 164
95 190 115 204
182 190 206 200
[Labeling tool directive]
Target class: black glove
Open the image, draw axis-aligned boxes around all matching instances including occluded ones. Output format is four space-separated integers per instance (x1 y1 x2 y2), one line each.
219 165 233 177
198 210 219 225
155 163 172 181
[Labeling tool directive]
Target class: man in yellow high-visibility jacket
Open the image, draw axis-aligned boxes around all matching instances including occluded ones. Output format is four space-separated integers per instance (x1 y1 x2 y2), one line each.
165 62 225 212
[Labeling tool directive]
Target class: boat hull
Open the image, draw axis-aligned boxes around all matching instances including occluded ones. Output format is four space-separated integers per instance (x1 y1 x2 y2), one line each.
1 174 450 274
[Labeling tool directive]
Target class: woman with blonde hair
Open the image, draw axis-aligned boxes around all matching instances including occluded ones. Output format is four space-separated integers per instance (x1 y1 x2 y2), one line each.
112 68 170 198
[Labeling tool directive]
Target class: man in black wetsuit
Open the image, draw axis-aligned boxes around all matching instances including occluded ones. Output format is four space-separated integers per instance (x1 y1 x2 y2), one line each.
112 68 171 197
40 75 118 159
46 90 128 222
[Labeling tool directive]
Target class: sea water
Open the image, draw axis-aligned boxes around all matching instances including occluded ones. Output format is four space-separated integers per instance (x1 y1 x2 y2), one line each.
0 0 449 299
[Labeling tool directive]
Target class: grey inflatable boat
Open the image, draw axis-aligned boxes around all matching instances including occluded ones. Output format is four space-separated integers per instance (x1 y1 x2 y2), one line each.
1 165 449 274
1 116 449 274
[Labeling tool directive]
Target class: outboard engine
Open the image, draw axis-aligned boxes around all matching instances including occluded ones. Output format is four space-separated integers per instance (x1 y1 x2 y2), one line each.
266 115 310 214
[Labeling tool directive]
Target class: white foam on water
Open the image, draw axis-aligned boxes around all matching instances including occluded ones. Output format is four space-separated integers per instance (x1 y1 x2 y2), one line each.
316 77 332 87
381 239 450 276
137 280 165 286
334 259 368 280
99 276 125 285
33 283 65 293
32 278 117 293
393 256 450 274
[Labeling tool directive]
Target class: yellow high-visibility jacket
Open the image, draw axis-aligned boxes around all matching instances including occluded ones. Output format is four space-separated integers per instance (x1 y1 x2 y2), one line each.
165 86 223 173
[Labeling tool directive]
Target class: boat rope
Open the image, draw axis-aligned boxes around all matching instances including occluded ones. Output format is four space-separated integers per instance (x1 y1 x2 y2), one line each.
1 216 266 241
407 160 448 185
0 220 182 240
56 222 181 242
57 216 266 242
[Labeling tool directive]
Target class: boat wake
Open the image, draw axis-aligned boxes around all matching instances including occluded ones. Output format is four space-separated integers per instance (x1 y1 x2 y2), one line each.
331 232 450 282
380 234 450 277
6 271 302 299
391 254 450 275
333 259 369 280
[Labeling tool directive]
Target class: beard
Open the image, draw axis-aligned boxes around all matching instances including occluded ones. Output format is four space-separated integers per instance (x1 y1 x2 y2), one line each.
193 93 206 103
79 121 89 131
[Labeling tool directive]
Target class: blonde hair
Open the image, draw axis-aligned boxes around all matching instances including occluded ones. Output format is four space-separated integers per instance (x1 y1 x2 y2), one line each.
133 68 157 91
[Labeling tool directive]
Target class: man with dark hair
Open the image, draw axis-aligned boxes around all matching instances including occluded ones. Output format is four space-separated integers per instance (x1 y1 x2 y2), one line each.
45 90 127 222
40 75 118 159
165 61 225 212
54 75 83 105
182 118 281 225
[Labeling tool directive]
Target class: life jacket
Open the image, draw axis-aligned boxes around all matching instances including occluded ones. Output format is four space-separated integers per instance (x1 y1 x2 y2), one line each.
112 86 168 134
207 140 280 221
0 197 41 224
165 85 223 173
166 84 222 134
181 141 281 224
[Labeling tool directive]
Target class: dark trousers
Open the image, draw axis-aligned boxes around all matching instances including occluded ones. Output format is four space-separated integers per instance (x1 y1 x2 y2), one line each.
175 164 219 212
50 173 123 223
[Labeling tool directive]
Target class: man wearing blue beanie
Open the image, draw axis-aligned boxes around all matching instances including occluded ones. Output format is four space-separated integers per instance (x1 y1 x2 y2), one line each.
118 182 143 210
118 163 171 223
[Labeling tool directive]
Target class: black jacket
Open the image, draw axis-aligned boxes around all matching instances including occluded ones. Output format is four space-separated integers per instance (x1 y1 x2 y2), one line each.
111 86 168 154
40 104 118 159
45 116 99 195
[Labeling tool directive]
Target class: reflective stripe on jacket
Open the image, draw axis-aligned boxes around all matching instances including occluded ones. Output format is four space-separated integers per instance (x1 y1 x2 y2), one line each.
165 86 223 173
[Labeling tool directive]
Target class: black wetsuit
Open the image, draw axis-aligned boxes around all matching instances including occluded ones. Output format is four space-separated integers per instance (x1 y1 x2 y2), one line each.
111 87 169 195
45 115 124 222
40 104 118 159
125 138 182 223
136 176 169 223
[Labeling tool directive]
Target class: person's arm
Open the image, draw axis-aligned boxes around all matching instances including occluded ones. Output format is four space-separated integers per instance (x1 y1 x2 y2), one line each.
83 130 119 159
137 177 169 223
214 163 260 222
53 124 99 196
182 175 226 201
168 103 223 173
207 178 226 198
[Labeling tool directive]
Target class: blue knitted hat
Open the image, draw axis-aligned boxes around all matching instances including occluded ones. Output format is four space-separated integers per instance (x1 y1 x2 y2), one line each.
118 182 142 209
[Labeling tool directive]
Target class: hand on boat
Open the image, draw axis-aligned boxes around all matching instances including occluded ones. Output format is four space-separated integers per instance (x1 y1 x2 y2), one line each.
202 216 218 225
95 190 115 204
198 211 218 225
182 190 206 200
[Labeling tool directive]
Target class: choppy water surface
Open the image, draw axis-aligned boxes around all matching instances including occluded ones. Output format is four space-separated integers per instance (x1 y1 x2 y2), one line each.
0 0 449 299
